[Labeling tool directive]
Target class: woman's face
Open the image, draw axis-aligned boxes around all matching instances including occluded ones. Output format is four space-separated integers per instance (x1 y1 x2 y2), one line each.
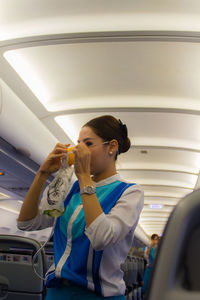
152 236 159 246
78 126 112 176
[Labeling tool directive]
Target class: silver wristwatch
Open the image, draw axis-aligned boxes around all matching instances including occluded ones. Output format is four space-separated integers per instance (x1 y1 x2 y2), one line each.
80 185 96 195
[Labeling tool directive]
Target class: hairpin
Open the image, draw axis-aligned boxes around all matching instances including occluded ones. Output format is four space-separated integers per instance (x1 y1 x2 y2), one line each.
118 119 128 139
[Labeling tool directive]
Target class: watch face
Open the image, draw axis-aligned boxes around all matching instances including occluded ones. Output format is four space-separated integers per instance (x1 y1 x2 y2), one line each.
80 185 96 195
87 186 93 193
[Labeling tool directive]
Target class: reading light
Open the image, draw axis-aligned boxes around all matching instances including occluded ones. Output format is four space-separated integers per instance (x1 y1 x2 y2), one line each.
149 204 163 209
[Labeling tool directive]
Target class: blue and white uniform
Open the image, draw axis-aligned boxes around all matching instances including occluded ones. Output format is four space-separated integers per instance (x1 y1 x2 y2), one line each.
18 174 144 297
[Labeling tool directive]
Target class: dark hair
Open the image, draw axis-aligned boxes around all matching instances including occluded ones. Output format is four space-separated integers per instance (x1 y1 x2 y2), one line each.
83 115 131 158
151 234 159 241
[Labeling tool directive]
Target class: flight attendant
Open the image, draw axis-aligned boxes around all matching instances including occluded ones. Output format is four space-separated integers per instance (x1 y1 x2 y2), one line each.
18 115 144 299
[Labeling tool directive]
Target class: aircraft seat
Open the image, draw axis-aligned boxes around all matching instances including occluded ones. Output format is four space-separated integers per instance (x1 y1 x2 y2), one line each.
0 235 47 299
146 188 200 300
44 241 54 270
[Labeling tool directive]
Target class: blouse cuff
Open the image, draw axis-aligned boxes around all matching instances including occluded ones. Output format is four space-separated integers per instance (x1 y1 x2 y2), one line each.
17 215 39 231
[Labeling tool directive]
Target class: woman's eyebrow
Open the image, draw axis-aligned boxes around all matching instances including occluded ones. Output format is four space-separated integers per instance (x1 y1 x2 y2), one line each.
77 137 95 143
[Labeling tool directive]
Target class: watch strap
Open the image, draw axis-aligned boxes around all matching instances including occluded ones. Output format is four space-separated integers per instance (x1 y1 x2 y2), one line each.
80 185 96 195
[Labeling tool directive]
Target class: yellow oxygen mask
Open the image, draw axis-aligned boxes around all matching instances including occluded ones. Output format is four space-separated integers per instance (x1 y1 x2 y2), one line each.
66 146 75 166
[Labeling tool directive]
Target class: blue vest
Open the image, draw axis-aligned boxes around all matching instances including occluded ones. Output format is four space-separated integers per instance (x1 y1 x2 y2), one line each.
46 180 134 294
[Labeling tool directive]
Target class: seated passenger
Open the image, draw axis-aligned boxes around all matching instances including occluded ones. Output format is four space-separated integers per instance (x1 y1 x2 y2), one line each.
17 115 144 300
142 234 159 296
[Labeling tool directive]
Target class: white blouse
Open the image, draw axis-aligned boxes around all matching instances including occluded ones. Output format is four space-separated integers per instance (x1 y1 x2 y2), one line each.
17 174 144 296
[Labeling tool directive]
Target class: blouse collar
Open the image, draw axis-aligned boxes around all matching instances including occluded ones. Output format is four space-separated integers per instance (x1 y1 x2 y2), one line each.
92 173 121 187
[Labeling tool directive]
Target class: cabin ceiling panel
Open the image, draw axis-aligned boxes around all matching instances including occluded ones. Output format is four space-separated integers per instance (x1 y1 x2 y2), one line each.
142 185 192 198
118 148 200 174
143 206 173 213
141 224 167 228
53 112 200 151
139 216 169 222
3 42 200 112
141 221 167 226
142 226 165 233
1 0 200 41
140 227 166 234
144 197 180 206
140 221 167 226
118 170 197 189
144 229 165 232
141 210 171 216
139 217 167 234
2 0 200 20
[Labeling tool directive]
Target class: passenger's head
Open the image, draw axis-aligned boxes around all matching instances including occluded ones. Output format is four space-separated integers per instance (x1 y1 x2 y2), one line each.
150 234 159 246
78 115 131 178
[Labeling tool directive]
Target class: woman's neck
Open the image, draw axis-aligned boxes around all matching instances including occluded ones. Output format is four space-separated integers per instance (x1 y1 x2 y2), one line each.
92 166 117 182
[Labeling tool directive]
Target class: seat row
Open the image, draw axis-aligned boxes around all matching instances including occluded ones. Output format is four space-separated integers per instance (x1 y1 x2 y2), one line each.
121 255 145 300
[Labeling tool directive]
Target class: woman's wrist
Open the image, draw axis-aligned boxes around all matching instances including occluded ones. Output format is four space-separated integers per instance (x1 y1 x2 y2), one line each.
37 168 51 179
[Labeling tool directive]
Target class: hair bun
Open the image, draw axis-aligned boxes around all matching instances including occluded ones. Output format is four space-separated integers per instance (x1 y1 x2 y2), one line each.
120 137 131 154
118 119 130 154
118 119 128 139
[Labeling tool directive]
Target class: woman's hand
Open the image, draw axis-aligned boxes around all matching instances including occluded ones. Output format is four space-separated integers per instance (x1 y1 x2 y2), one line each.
73 142 91 179
38 143 70 175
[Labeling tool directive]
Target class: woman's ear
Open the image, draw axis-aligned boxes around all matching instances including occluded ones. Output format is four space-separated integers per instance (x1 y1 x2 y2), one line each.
108 139 118 155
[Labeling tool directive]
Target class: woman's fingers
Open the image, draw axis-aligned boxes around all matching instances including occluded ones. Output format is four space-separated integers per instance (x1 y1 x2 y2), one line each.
52 143 70 155
39 143 71 174
73 142 91 177
49 153 67 159
74 142 88 154
74 143 91 163
53 148 67 155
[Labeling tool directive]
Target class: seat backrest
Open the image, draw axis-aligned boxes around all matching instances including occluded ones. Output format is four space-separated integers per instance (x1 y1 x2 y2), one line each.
131 256 138 285
44 242 54 270
137 257 144 277
125 255 133 287
0 235 47 300
146 188 200 300
121 258 129 287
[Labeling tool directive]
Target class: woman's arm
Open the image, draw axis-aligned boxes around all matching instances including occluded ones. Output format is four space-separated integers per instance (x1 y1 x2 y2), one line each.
85 184 144 250
18 171 49 221
73 142 103 227
17 143 69 222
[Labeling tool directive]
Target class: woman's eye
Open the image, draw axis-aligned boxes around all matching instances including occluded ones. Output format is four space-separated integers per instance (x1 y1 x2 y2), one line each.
85 141 93 147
